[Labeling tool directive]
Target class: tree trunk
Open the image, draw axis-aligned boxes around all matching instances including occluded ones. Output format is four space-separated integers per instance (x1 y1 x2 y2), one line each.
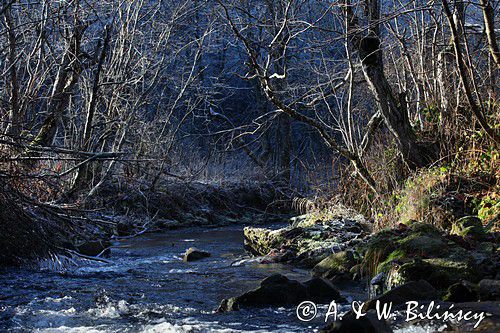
344 0 437 167
357 35 436 167
4 5 22 137
72 24 112 192
30 20 86 147
480 0 500 69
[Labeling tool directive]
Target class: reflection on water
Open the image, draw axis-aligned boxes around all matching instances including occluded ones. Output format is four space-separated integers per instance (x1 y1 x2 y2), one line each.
1 225 355 332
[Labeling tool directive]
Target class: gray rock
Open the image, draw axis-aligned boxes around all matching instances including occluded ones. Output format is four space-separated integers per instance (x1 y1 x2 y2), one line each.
478 279 500 301
303 277 346 303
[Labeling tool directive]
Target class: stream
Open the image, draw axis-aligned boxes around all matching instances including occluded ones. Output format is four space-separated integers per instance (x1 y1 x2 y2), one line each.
0 225 367 332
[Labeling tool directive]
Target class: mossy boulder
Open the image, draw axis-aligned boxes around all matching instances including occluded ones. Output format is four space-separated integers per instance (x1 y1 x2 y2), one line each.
312 250 357 280
244 216 364 267
357 222 482 291
243 227 286 255
397 232 447 256
376 249 406 274
450 216 485 238
385 256 479 290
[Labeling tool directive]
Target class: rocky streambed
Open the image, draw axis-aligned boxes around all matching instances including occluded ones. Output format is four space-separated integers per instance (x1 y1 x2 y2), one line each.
0 205 498 333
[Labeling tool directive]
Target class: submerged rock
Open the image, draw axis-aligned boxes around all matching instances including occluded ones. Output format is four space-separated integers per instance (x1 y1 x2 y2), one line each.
183 247 211 262
217 274 344 312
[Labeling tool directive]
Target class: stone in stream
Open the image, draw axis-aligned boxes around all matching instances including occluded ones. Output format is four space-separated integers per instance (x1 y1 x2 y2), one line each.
217 274 345 312
183 247 211 262
442 280 478 302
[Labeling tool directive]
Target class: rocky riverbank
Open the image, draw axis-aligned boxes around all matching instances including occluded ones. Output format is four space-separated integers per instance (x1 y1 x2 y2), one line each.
221 206 499 332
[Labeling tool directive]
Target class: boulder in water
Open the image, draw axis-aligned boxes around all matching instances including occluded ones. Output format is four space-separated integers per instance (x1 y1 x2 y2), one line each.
217 274 344 312
183 247 211 262
443 280 478 302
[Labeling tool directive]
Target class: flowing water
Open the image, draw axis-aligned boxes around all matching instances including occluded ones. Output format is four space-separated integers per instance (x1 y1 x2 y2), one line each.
0 225 366 333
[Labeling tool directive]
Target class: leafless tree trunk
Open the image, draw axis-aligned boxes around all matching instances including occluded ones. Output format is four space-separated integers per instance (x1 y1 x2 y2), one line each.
344 0 437 167
3 4 21 137
31 17 87 147
480 0 500 69
441 0 499 144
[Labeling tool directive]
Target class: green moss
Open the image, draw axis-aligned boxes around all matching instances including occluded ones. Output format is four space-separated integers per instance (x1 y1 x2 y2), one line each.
376 249 406 274
312 251 357 278
398 234 447 257
386 256 479 290
450 216 485 238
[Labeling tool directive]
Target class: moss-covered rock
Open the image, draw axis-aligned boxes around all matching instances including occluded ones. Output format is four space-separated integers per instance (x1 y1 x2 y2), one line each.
385 256 479 290
312 250 357 280
376 249 406 274
357 222 483 291
244 216 365 267
442 280 478 302
450 216 485 238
